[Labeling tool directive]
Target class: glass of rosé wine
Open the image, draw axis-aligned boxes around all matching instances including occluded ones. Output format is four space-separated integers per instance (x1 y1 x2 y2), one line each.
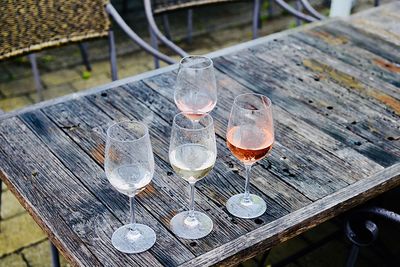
174 55 217 121
226 93 274 219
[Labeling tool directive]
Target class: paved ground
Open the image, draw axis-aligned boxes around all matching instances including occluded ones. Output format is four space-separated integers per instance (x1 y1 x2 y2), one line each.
1 1 398 266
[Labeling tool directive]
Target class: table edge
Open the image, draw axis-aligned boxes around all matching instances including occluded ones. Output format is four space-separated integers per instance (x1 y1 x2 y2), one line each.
180 163 400 267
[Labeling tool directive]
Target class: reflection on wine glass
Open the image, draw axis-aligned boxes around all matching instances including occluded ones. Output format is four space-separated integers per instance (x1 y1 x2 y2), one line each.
169 112 217 239
104 121 156 253
174 55 217 121
226 93 274 219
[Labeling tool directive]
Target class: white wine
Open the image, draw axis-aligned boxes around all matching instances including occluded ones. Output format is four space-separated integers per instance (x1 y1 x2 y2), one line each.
107 164 152 196
169 144 216 182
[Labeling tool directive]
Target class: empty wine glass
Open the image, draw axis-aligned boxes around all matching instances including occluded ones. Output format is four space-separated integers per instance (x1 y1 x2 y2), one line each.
226 93 274 219
174 55 217 121
104 121 156 253
169 112 217 239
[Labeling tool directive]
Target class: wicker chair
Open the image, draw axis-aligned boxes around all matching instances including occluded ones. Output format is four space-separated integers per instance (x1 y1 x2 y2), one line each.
144 0 273 68
0 0 175 100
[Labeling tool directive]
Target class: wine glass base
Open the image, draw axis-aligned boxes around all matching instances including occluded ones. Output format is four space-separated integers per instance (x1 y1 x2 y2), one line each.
170 211 213 239
112 223 156 254
226 193 266 219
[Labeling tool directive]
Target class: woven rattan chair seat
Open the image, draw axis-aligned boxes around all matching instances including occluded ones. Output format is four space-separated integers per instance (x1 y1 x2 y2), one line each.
153 0 243 14
0 0 110 60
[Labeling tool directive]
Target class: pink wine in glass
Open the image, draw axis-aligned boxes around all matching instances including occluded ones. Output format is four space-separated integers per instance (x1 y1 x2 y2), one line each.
175 93 216 120
226 125 274 164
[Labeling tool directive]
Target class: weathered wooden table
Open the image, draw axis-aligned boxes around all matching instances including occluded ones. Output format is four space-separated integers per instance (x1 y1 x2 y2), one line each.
1 3 400 266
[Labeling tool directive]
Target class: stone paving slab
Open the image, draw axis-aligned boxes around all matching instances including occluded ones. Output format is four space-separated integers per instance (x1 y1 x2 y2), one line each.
40 69 81 88
0 96 32 112
1 190 26 221
29 84 76 103
0 213 46 257
0 253 27 267
21 240 70 267
0 77 36 98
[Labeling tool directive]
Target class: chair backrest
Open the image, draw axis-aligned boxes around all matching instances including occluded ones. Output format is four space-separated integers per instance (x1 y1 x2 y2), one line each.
0 0 110 60
152 0 238 14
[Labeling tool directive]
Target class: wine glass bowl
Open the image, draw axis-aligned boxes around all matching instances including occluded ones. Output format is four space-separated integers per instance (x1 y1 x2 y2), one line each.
174 55 217 120
169 112 217 239
226 93 274 219
105 121 156 253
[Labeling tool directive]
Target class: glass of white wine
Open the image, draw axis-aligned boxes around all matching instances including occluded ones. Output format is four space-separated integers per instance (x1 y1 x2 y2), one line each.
169 112 217 239
174 55 217 121
104 121 156 253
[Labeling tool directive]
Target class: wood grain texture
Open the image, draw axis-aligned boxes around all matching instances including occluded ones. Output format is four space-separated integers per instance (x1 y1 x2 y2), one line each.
0 2 399 266
180 163 400 267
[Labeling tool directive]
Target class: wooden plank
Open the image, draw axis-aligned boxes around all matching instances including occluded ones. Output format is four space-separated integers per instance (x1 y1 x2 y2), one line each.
293 25 400 88
140 72 379 202
251 35 400 155
82 91 264 252
0 117 163 267
322 20 400 64
350 2 400 46
86 85 294 217
19 110 194 266
213 50 400 167
41 95 284 257
127 77 322 204
180 163 400 266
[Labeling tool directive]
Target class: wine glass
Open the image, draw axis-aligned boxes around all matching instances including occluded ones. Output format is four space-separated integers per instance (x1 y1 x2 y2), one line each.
174 55 217 121
169 112 217 239
104 121 156 253
226 93 274 219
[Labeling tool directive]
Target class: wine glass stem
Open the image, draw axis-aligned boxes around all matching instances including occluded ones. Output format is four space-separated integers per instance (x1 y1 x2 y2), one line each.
243 164 252 203
191 119 199 129
129 196 137 229
188 181 196 218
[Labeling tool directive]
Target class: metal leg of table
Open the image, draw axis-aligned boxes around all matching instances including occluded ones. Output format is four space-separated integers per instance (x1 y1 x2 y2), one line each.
78 43 92 71
374 0 380 7
257 249 271 267
345 244 360 267
50 243 60 267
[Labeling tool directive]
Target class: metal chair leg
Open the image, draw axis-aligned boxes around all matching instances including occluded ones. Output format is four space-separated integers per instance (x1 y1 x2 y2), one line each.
268 0 273 18
162 14 172 40
149 27 160 69
143 0 188 57
295 0 303 26
50 242 60 267
28 53 43 101
78 43 92 71
105 4 175 65
252 0 262 39
108 30 118 81
374 0 380 6
187 9 193 44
